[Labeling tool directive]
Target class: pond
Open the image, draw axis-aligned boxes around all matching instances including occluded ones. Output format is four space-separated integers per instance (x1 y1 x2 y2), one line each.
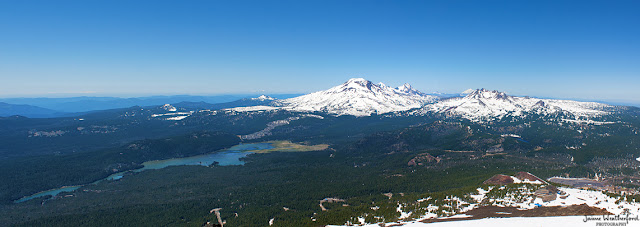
13 186 83 203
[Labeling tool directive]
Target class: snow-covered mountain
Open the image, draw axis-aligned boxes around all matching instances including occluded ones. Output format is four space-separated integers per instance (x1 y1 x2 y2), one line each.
251 95 275 101
228 80 617 120
396 83 426 96
418 88 613 121
275 78 438 116
160 104 177 112
460 88 475 96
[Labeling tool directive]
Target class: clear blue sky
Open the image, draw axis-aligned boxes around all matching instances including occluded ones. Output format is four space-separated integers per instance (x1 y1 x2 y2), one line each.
1 0 638 104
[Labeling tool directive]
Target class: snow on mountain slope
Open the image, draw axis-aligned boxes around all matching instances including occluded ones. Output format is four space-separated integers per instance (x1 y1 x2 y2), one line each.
161 104 177 112
460 88 475 96
396 83 427 96
251 95 275 101
419 89 613 121
276 78 438 116
227 81 616 120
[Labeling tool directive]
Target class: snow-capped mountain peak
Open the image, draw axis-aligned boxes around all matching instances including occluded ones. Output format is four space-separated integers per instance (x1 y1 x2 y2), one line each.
460 88 476 96
344 78 370 87
465 89 512 101
276 78 438 116
327 78 379 93
347 77 368 83
396 83 427 96
161 104 177 112
252 95 275 101
397 83 413 92
419 88 613 121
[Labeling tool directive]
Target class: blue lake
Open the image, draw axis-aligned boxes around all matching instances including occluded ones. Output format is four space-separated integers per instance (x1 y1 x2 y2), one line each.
14 186 82 203
14 143 273 203
137 143 272 171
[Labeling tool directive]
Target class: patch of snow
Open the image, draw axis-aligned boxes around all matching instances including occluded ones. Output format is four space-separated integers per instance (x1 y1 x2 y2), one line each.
227 106 280 112
398 203 412 219
545 187 640 214
561 119 616 125
439 214 474 219
151 111 193 121
152 112 193 117
524 179 543 184
340 216 595 227
166 115 189 121
469 187 491 203
416 197 431 203
510 176 542 185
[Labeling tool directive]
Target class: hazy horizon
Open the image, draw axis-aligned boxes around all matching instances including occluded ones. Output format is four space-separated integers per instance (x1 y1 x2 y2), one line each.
1 82 638 108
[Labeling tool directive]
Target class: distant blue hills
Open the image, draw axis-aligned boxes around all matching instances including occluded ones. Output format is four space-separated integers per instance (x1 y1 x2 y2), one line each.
0 94 301 118
0 102 64 118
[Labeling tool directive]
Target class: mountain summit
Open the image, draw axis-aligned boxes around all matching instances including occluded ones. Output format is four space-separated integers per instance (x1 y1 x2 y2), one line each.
420 88 612 121
460 88 476 96
252 95 275 101
465 88 511 100
276 78 437 116
396 83 427 96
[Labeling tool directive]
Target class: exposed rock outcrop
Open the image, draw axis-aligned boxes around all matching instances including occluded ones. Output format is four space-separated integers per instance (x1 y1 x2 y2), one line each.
408 153 441 166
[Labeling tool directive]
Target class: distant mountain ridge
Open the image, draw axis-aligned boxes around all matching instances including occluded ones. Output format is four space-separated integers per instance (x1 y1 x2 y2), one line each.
0 102 65 118
173 95 277 110
0 94 299 115
227 79 617 121
1 79 622 121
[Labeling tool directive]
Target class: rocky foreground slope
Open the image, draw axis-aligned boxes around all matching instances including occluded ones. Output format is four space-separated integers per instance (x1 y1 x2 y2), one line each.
326 172 640 227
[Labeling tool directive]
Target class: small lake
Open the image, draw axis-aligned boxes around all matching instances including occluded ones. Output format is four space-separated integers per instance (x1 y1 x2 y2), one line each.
13 186 82 203
137 143 272 171
14 143 273 203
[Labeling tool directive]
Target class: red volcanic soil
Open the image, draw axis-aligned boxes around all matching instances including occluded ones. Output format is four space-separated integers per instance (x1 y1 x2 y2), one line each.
483 174 514 185
514 171 545 182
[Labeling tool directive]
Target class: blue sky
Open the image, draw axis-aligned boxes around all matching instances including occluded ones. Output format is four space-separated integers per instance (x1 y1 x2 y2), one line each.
0 1 638 104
